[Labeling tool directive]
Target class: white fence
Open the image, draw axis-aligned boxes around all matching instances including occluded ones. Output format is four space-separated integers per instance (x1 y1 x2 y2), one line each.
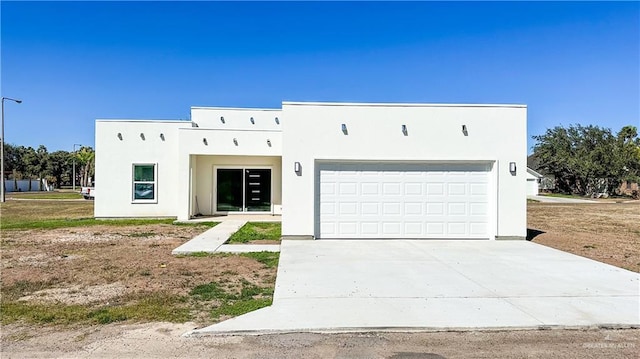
3 179 53 192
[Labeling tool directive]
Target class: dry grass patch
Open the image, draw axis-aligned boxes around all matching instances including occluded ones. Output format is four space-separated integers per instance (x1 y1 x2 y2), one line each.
1 198 94 227
0 199 278 327
1 226 278 326
528 202 640 272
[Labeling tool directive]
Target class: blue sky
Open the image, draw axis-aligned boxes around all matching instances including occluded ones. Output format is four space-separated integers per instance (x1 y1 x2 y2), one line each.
1 1 638 153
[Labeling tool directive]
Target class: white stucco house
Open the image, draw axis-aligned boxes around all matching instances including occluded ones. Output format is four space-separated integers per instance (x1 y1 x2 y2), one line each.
526 167 544 196
95 102 527 240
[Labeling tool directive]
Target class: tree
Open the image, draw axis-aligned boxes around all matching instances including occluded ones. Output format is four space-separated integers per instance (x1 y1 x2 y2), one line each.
47 151 73 188
75 146 95 187
616 126 640 184
6 145 30 179
2 144 76 190
533 124 640 196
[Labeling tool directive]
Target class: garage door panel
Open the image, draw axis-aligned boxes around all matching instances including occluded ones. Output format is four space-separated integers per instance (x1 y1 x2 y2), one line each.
426 202 444 215
404 222 423 235
382 183 401 195
426 222 445 235
320 202 336 215
404 182 423 195
382 222 402 235
404 202 423 215
470 222 488 236
339 222 357 235
426 183 444 195
339 202 358 215
447 222 467 236
361 202 380 215
361 222 379 235
447 202 467 215
361 182 379 195
382 202 401 215
470 183 488 195
320 182 336 195
321 222 336 236
470 202 488 215
318 163 491 239
447 183 467 195
339 183 357 195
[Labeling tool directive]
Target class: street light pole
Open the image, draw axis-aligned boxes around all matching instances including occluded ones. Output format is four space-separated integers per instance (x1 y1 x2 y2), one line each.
72 143 82 191
1 97 22 203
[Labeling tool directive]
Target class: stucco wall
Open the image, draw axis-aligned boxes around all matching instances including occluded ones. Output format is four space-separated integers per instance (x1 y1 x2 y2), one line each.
177 128 281 157
97 102 527 235
191 107 282 130
281 102 527 239
94 120 191 217
96 109 284 220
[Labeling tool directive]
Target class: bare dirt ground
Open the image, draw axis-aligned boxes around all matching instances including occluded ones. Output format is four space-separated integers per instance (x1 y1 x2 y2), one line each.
528 201 640 272
1 225 275 311
2 201 639 358
2 323 638 358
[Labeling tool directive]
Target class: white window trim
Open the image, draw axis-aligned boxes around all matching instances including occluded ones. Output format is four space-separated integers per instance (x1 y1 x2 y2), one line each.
132 163 158 204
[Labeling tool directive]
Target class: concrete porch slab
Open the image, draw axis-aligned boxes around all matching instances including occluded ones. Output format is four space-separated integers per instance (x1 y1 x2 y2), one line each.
177 214 281 223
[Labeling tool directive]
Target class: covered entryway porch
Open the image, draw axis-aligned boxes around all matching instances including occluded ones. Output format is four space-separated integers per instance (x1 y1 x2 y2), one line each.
188 155 282 218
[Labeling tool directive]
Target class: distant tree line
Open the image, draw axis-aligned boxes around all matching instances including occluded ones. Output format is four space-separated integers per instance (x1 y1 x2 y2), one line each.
2 144 95 189
532 125 640 196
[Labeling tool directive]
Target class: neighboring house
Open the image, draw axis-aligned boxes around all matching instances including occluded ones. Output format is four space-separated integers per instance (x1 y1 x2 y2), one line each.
539 174 556 192
527 153 555 192
619 180 639 196
95 102 527 240
526 167 543 196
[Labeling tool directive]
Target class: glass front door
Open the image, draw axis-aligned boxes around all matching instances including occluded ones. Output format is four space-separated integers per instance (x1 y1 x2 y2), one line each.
245 169 271 212
216 168 271 212
216 169 243 212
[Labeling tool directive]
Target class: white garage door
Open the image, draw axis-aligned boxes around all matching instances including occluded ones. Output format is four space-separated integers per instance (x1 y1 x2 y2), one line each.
317 163 491 239
527 178 539 196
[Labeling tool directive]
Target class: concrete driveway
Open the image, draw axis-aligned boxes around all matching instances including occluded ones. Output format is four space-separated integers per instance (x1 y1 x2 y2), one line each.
529 195 598 203
191 240 639 335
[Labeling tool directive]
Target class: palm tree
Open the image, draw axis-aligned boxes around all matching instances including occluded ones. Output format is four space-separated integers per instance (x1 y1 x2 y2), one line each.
75 147 95 187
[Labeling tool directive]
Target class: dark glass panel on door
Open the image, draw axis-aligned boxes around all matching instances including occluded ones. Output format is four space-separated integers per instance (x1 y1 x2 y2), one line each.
245 169 271 212
216 169 243 212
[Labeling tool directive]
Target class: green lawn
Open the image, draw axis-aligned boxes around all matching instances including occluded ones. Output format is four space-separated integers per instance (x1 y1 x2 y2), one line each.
7 191 84 200
227 222 282 243
0 198 217 230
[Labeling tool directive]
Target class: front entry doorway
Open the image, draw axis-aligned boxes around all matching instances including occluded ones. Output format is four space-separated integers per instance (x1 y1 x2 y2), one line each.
215 168 272 213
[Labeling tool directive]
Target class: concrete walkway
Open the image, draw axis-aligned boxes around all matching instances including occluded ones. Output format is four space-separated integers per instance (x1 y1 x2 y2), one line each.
190 240 639 335
529 195 598 203
172 220 248 255
172 215 281 255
